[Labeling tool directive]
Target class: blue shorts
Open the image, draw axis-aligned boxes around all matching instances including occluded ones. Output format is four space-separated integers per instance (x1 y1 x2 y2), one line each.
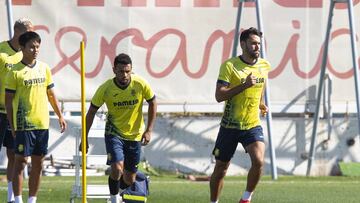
0 113 14 151
105 134 141 173
212 125 264 162
15 130 49 157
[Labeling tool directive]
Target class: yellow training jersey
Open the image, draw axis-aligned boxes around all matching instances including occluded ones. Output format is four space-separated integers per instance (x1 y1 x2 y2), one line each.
218 56 271 130
91 74 155 141
0 41 22 114
5 60 54 130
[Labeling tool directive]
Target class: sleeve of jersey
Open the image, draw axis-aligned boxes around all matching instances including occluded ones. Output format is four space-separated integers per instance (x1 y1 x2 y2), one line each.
262 59 271 73
8 52 23 64
142 79 155 102
0 53 13 71
217 61 232 86
91 84 106 108
0 53 6 69
45 64 54 89
266 61 272 72
0 52 22 69
5 70 16 93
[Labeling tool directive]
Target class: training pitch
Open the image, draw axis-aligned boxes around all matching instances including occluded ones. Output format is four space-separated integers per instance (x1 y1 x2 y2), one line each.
1 175 359 203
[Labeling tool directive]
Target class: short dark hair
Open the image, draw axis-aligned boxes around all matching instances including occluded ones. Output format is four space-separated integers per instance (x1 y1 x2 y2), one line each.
18 31 41 47
114 53 132 67
240 27 262 42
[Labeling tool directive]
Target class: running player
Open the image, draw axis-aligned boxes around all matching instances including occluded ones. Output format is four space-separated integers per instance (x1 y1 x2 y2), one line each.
80 53 157 203
209 27 271 203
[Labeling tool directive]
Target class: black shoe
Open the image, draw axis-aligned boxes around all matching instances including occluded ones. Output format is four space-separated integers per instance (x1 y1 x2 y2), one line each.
8 201 15 203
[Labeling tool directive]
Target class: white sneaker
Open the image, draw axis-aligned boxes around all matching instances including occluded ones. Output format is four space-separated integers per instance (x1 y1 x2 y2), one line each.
110 194 122 203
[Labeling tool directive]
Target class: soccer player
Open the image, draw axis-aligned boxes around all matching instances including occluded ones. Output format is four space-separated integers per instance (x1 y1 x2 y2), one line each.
80 53 157 203
209 27 270 203
0 17 33 203
5 31 67 203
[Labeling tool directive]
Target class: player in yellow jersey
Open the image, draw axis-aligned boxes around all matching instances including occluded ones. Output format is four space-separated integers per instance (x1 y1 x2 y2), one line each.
80 53 157 203
209 27 270 203
0 17 33 203
5 31 67 203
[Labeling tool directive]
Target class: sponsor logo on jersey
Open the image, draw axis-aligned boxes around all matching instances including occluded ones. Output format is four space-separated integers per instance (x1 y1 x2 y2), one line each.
23 77 45 86
113 99 139 107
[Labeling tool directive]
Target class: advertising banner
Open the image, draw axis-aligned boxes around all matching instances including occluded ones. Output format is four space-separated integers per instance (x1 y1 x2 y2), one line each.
0 0 359 112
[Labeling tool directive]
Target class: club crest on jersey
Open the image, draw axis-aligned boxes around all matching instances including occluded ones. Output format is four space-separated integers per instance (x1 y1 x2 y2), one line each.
5 63 14 69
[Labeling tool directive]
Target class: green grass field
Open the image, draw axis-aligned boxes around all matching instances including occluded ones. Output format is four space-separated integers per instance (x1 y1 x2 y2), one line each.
1 175 360 203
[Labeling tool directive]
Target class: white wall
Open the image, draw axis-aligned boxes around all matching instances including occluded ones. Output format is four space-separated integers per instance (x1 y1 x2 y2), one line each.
1 114 359 176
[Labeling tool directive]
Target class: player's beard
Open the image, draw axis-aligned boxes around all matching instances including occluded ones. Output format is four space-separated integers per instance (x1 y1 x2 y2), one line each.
249 51 259 59
246 44 260 60
117 77 130 86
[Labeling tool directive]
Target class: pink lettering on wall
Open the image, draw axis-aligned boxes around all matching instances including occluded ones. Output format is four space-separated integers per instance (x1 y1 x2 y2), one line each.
10 0 360 7
155 0 181 7
143 29 233 78
233 0 255 7
269 20 360 79
47 21 359 80
327 28 359 79
52 26 87 76
78 0 104 6
49 26 234 79
10 0 257 7
335 0 360 9
273 0 323 8
12 0 31 5
47 21 360 79
121 0 147 7
273 0 360 8
194 0 219 7
33 25 50 33
269 20 323 79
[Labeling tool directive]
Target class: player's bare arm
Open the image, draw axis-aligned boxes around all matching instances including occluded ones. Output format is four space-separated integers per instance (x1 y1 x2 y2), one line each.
78 105 99 153
5 92 15 138
259 81 268 117
142 98 157 146
47 88 67 133
215 72 257 102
